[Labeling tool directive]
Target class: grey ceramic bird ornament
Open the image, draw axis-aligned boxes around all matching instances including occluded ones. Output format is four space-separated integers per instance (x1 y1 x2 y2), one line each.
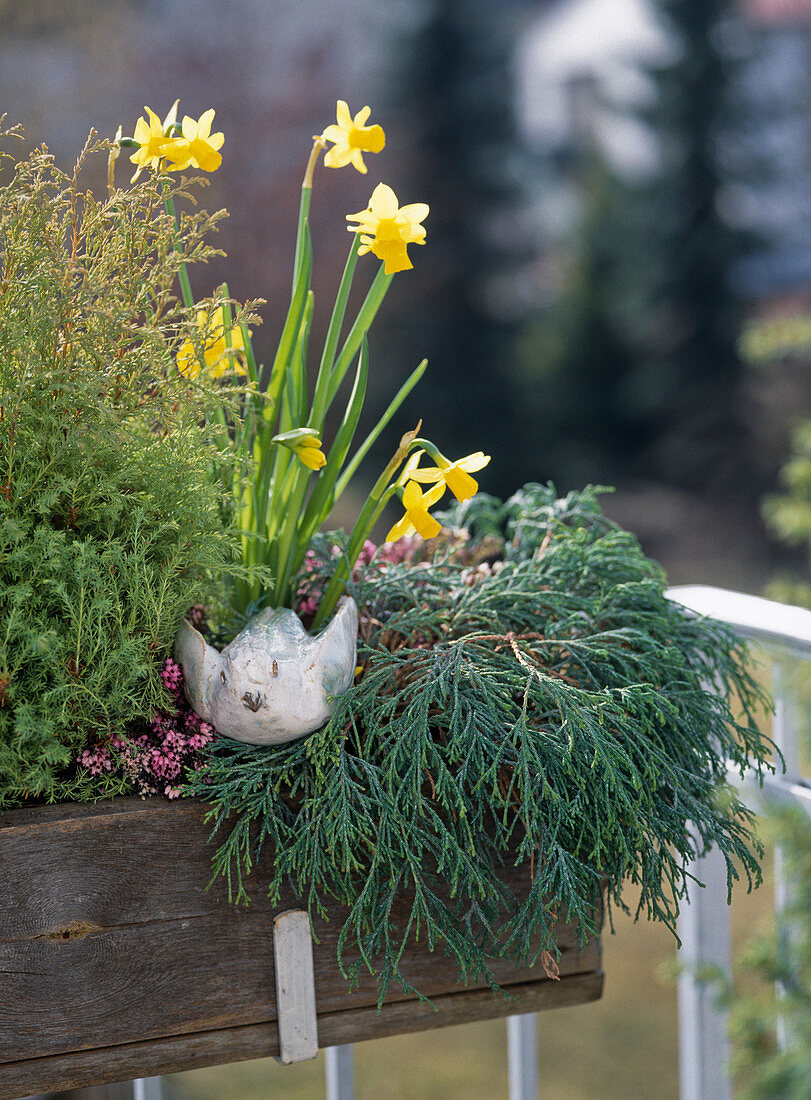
173 597 358 745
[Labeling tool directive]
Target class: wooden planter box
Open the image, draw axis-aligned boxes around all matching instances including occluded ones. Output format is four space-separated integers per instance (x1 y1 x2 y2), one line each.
0 796 603 1098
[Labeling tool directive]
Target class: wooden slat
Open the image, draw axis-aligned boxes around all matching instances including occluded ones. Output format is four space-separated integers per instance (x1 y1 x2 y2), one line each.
0 797 602 1094
273 910 319 1064
0 971 604 1099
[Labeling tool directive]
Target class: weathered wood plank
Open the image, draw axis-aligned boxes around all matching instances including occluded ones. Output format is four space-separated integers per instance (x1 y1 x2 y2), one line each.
0 970 604 1099
0 796 602 1093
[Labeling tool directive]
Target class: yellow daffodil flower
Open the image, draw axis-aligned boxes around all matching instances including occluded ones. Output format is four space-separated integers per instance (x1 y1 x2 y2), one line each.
272 429 327 471
176 305 248 379
385 479 445 543
321 101 386 174
408 451 490 503
129 101 179 181
292 436 327 471
163 109 224 174
346 183 429 275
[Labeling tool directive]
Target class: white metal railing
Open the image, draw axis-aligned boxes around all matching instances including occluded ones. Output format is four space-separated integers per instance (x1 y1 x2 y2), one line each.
668 585 811 1100
105 586 811 1100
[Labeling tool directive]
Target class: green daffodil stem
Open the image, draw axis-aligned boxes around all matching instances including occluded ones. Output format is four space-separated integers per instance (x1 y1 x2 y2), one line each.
162 183 195 310
302 136 326 191
310 235 360 426
334 359 428 499
311 485 397 631
407 437 447 466
325 265 393 408
312 424 422 629
265 194 313 417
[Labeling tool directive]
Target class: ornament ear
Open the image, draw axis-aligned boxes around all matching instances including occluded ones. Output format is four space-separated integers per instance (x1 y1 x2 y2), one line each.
173 619 222 721
312 596 359 696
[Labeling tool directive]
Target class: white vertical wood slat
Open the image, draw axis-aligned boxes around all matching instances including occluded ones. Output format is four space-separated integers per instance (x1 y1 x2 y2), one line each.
507 1013 538 1100
272 909 319 1064
677 828 732 1100
325 1043 356 1100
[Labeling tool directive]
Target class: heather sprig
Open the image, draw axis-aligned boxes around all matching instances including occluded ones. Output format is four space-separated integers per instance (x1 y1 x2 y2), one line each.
77 658 214 799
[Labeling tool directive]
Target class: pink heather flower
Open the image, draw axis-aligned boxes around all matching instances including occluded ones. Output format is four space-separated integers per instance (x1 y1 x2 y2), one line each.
78 648 218 801
296 594 319 622
359 539 378 564
303 549 321 570
188 604 207 631
352 539 378 580
78 746 113 776
377 535 417 564
161 657 184 693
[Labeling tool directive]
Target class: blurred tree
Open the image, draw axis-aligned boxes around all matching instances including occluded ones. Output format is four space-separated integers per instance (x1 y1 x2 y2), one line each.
517 0 760 496
374 0 539 498
745 313 811 607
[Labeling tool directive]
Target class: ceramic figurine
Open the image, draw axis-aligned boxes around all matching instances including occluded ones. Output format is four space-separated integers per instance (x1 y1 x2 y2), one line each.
174 597 358 745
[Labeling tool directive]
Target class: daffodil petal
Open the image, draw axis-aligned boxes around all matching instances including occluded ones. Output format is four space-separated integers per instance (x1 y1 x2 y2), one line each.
162 99 180 131
370 183 399 220
423 481 447 508
385 515 414 543
361 124 385 153
398 203 429 224
412 510 442 540
458 451 490 473
408 465 443 483
336 100 353 129
445 466 478 502
401 451 425 479
379 247 413 275
197 108 216 138
194 144 223 173
401 480 423 510
349 149 368 173
299 446 326 471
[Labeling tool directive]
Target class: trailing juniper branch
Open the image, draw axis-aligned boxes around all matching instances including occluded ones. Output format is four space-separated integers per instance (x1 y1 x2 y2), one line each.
190 484 774 1003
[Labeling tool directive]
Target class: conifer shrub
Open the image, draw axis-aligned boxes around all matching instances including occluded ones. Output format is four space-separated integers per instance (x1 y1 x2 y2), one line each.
0 126 244 806
195 484 775 1001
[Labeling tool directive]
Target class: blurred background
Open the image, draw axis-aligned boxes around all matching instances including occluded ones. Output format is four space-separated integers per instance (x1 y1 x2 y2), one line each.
2 0 809 593
2 0 808 1095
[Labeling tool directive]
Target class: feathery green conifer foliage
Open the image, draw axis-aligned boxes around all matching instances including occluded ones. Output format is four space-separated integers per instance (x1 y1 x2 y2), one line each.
0 125 245 806
194 484 774 1001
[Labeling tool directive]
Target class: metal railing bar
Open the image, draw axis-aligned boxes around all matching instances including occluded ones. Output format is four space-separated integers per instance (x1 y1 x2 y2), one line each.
325 1043 356 1100
667 585 811 657
507 1013 538 1100
677 828 733 1100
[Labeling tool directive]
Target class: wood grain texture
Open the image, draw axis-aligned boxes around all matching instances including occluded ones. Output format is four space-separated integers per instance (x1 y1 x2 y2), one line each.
0 797 602 1094
0 972 604 1099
